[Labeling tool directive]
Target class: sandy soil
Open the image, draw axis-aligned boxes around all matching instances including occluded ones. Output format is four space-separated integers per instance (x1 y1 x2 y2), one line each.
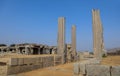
101 56 120 66
16 63 74 76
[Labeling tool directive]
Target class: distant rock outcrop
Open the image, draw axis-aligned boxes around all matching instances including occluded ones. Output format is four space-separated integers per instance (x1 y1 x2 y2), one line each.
107 48 120 55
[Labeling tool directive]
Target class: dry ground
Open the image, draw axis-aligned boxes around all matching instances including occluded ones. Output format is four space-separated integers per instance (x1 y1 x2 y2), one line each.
101 56 120 66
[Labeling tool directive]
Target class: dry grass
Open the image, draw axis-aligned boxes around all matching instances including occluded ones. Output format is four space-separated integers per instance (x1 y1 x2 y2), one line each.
101 56 120 66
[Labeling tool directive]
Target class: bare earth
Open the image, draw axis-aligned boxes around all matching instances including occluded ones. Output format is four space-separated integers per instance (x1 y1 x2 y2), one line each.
14 56 120 76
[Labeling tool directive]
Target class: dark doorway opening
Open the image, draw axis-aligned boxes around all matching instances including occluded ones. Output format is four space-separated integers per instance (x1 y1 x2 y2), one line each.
33 48 39 54
40 48 43 54
50 49 52 54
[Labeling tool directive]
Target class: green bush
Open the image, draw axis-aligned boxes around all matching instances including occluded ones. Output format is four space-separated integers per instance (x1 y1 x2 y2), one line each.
102 54 107 58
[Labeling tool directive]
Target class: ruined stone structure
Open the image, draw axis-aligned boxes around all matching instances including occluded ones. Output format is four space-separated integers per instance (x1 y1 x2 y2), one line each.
74 58 120 76
57 17 66 64
71 25 76 61
66 44 72 62
0 43 57 55
92 9 106 60
0 44 8 55
0 55 62 75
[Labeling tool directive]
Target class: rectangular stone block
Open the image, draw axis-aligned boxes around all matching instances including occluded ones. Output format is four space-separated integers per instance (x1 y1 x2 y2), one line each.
39 62 43 68
39 57 42 62
79 63 86 74
0 66 7 75
74 63 80 75
33 65 40 70
23 57 35 65
7 66 20 75
111 66 120 76
86 65 110 76
8 58 18 66
19 65 33 72
18 58 24 65
32 57 39 65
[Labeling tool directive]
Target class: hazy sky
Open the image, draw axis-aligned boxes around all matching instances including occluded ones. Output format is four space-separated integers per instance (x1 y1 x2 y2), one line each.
0 0 120 51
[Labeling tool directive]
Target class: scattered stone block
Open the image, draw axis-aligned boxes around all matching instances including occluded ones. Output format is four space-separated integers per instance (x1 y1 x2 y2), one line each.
79 63 86 74
111 66 120 76
74 63 80 75
86 65 110 76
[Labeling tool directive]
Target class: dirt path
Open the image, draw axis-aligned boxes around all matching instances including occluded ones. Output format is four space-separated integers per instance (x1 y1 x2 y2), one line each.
17 63 74 76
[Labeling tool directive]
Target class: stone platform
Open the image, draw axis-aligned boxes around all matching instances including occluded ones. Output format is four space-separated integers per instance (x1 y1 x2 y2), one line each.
0 55 62 75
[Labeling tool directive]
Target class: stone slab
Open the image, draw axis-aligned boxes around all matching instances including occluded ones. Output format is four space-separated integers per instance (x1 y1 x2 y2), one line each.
86 65 110 76
18 58 24 65
111 66 120 76
79 63 86 74
8 58 18 66
23 58 35 65
32 57 39 65
7 66 20 75
74 63 80 75
0 66 7 75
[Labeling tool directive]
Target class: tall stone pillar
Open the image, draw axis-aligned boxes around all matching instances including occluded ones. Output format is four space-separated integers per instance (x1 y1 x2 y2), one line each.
57 17 66 64
92 9 106 60
71 25 76 61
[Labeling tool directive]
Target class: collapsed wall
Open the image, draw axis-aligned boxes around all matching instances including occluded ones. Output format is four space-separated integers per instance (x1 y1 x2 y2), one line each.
0 55 62 75
74 59 120 76
0 43 57 55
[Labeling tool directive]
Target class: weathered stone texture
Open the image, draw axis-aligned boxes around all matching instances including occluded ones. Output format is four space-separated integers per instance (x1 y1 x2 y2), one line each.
0 66 7 75
18 58 24 65
74 63 80 75
79 63 86 74
71 25 76 59
86 65 110 76
111 66 120 76
92 9 105 60
2 55 62 75
57 17 66 64
8 58 18 66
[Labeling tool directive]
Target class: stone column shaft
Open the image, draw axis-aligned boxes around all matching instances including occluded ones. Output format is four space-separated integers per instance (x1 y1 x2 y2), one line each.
92 9 105 60
57 17 66 64
71 25 76 59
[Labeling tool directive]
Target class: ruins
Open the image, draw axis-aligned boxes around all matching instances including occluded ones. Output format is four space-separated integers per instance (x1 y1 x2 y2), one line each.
1 9 119 76
57 17 66 64
73 9 120 76
0 44 8 54
92 9 106 60
0 43 57 55
66 44 72 62
71 25 77 61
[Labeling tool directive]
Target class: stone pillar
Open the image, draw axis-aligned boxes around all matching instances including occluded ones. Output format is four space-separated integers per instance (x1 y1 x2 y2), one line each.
57 17 66 64
71 25 76 61
15 45 19 54
92 9 106 60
